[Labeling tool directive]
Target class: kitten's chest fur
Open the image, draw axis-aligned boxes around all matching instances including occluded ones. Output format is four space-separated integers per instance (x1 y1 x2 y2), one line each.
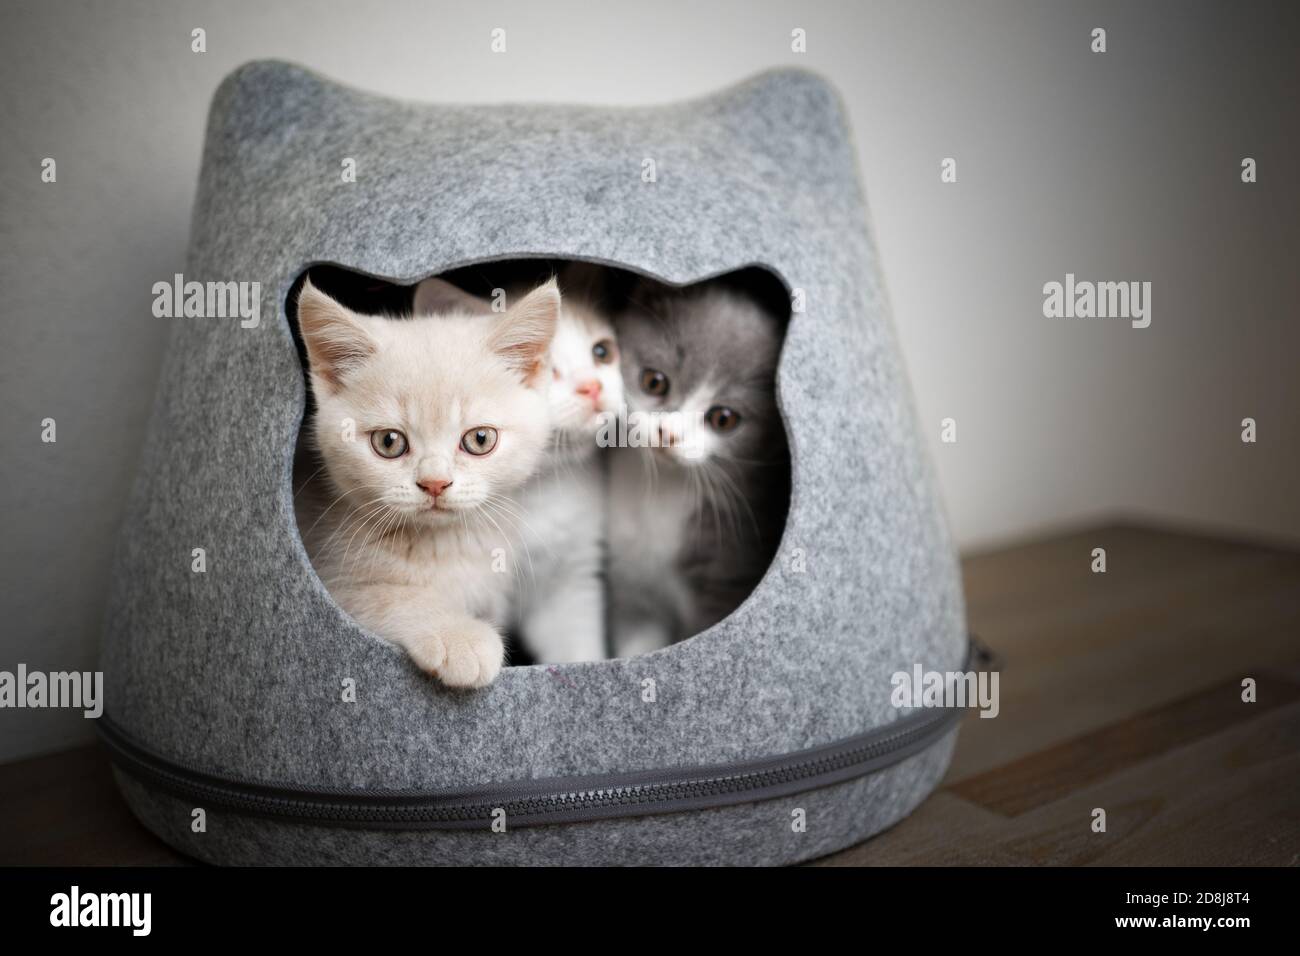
607 446 787 642
607 449 697 627
514 452 604 581
505 449 605 638
607 452 693 568
302 492 514 625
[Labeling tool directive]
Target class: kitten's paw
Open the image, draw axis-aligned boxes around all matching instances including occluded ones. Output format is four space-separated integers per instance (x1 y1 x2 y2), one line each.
408 620 504 689
613 621 673 659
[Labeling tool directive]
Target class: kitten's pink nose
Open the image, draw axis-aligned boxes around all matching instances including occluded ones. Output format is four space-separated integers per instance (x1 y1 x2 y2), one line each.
418 478 453 498
575 379 602 402
657 425 679 447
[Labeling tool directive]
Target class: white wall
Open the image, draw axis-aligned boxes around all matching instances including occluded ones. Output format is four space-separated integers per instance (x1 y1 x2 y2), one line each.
1 0 1296 762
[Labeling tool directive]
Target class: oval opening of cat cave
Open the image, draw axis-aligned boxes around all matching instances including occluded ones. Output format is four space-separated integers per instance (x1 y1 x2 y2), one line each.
286 259 792 684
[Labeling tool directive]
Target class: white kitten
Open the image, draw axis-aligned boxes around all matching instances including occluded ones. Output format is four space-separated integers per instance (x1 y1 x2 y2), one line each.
414 265 624 663
296 277 559 688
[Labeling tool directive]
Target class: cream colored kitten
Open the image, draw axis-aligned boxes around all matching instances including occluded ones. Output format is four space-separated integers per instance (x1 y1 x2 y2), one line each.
295 277 559 688
413 265 624 663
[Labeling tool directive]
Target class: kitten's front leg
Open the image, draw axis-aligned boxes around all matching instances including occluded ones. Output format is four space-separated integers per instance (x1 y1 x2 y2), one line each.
401 613 504 688
521 576 606 663
611 619 674 659
333 583 504 688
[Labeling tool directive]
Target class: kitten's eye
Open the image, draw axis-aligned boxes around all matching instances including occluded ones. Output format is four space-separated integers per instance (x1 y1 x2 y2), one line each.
640 368 669 397
461 426 499 456
370 429 409 459
706 406 741 432
592 339 616 364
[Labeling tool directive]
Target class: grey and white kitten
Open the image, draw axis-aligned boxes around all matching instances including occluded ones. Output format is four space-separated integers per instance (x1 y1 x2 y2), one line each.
415 264 624 663
606 279 789 657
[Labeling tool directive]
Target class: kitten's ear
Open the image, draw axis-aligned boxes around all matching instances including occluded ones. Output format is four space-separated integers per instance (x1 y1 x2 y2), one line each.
489 279 560 386
413 276 492 316
296 279 376 390
559 261 607 305
621 276 667 317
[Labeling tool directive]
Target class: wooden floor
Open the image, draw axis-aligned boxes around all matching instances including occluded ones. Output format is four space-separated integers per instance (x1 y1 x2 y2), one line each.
2 522 1297 866
819 521 1300 865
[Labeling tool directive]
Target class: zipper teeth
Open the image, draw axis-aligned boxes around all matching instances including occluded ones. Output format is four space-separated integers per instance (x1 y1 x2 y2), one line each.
101 707 957 828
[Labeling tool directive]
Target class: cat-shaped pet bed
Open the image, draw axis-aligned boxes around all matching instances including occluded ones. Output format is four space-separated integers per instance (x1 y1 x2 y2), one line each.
100 61 968 865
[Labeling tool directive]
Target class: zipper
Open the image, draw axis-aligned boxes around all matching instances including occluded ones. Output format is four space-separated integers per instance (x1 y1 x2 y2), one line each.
100 639 981 831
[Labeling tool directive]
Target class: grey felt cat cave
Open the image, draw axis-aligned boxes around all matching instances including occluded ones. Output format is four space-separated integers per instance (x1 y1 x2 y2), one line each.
99 61 968 865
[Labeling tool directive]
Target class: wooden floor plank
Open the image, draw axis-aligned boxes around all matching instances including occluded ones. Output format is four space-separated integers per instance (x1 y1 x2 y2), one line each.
986 701 1300 867
0 745 188 866
812 790 1005 866
951 674 1300 817
950 523 1300 779
835 701 1300 866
